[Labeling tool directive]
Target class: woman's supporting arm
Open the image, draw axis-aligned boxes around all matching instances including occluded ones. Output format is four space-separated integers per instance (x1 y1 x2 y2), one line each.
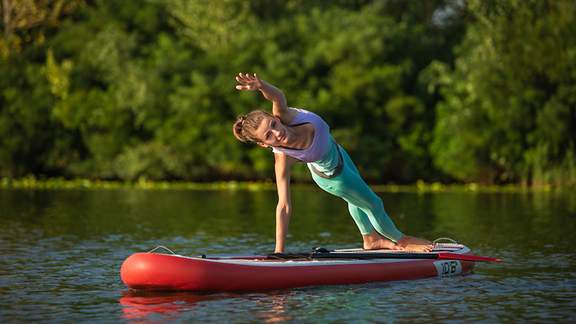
273 152 298 253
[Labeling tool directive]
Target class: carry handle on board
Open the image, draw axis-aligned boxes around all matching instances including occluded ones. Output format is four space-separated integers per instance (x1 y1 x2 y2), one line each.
267 251 502 263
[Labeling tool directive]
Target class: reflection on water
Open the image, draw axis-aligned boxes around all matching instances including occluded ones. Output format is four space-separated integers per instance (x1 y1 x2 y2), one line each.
0 188 575 322
120 290 294 323
119 291 232 320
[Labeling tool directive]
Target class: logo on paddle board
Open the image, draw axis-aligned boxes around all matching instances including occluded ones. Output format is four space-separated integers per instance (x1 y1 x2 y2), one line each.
433 260 462 277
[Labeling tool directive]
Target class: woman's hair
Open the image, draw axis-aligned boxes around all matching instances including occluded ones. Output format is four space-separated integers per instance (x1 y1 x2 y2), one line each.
232 110 273 144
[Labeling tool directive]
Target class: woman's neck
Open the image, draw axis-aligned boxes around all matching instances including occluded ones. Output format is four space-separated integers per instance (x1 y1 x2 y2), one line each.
285 124 314 150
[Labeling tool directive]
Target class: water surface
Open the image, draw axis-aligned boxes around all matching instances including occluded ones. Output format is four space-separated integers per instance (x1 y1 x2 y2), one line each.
1 188 575 322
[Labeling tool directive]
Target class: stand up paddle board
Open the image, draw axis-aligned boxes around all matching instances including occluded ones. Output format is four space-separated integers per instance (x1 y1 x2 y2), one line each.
120 243 499 292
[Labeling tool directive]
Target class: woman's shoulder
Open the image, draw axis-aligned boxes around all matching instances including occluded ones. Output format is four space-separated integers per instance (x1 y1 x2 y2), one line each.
289 107 311 115
287 107 323 124
290 108 329 130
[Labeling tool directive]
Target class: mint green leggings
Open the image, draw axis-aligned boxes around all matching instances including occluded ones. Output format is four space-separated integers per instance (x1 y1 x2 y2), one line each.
308 146 404 242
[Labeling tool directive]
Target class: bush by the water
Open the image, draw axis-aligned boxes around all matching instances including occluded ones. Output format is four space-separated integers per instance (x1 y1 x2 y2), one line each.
1 0 574 186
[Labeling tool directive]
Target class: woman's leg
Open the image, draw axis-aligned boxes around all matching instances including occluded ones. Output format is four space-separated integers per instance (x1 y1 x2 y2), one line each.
347 203 374 235
337 148 404 242
349 204 402 249
311 147 403 242
311 146 432 251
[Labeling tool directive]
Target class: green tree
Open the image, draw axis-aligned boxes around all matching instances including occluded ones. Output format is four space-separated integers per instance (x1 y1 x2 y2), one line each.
428 0 576 186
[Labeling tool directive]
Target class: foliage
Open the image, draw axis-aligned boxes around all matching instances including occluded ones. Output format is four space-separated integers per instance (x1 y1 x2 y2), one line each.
0 0 573 186
427 0 576 186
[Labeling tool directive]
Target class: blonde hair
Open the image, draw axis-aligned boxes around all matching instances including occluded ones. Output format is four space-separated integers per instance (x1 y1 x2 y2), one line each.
232 110 273 143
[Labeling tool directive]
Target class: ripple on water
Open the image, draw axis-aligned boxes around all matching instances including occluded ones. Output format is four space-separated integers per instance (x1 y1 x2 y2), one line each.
1 189 576 322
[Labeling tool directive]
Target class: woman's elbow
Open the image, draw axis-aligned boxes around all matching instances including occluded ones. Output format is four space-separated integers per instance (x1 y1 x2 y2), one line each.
276 202 291 215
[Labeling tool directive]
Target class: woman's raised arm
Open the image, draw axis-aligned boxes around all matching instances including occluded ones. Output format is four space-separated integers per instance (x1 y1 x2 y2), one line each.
235 73 297 124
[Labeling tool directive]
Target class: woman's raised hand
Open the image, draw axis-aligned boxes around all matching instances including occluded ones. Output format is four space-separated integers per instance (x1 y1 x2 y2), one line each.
235 73 287 112
235 73 263 91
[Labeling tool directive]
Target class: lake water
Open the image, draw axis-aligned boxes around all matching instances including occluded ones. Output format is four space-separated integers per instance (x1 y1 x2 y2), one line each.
1 187 575 322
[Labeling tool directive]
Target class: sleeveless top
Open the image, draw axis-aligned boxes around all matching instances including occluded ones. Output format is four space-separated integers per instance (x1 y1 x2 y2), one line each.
272 108 341 175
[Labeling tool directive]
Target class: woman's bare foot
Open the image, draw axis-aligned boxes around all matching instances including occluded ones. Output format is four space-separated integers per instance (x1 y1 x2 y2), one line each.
396 235 434 252
362 232 403 250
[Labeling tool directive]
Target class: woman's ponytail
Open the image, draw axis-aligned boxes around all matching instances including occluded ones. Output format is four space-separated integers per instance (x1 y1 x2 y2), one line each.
231 110 273 144
232 115 248 142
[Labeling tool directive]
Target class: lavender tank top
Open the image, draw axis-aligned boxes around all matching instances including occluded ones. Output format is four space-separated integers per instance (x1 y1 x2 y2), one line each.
272 108 340 173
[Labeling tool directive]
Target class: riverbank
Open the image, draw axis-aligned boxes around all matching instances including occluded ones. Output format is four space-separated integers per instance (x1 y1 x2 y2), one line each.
0 177 565 192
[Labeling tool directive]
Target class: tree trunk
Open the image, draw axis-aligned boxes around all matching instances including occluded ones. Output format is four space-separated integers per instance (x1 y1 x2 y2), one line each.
2 0 13 38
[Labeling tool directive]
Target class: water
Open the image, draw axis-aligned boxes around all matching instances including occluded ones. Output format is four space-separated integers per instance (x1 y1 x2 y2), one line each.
1 188 575 322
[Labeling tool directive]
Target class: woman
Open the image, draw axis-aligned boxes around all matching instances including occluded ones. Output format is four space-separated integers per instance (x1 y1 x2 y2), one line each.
233 73 433 253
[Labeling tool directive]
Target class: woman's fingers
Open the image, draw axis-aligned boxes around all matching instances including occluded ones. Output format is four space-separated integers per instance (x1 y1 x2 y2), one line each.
235 84 257 91
236 75 253 84
236 73 258 82
235 75 250 87
235 73 260 91
236 73 248 82
237 73 250 81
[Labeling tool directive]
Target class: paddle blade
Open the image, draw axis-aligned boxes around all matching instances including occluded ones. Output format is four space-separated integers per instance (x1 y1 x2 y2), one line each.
437 252 502 263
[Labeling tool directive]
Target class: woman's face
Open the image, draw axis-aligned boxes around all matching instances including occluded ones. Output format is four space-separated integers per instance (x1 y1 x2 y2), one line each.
253 115 289 147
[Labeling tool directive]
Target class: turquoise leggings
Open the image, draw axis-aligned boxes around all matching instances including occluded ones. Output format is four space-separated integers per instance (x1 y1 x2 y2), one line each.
308 147 404 242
